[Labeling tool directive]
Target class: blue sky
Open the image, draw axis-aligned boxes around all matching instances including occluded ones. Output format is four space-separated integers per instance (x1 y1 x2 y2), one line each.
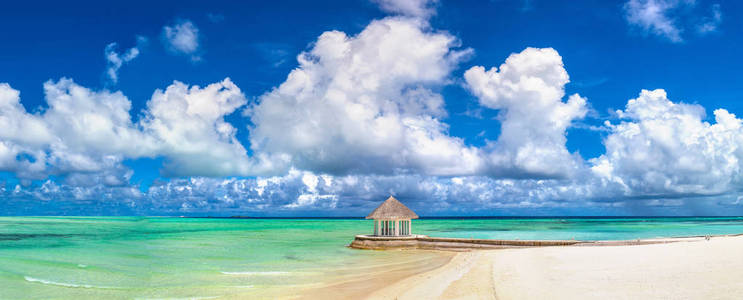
2 0 743 216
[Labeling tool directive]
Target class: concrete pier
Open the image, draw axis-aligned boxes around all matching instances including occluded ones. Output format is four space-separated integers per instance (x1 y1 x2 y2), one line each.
347 234 705 250
349 234 583 250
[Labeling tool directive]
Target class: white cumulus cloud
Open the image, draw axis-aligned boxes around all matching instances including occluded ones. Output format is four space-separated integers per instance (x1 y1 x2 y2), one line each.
162 19 201 61
139 78 271 177
464 47 588 178
248 17 482 176
104 36 146 84
372 0 438 19
0 77 275 184
623 0 723 42
697 3 722 34
624 0 684 42
591 89 743 197
0 79 154 181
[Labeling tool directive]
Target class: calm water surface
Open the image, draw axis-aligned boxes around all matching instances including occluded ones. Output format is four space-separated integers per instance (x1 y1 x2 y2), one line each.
1 216 743 298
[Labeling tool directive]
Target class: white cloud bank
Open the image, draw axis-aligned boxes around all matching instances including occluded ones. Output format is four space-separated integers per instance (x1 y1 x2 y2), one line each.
0 77 274 184
4 71 743 213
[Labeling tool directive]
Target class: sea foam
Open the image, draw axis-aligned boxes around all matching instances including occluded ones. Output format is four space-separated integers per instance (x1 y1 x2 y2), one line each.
24 276 113 289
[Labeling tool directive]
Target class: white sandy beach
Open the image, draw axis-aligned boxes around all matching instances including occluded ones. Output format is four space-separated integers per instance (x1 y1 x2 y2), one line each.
364 235 743 300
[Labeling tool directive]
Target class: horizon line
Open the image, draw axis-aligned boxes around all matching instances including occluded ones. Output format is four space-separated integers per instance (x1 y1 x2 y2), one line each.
3 215 743 219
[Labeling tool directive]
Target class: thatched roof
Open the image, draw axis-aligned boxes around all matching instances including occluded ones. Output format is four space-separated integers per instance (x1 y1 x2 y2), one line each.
366 196 419 219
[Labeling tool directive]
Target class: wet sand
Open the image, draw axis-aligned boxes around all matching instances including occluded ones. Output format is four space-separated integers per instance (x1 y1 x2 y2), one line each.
274 250 454 299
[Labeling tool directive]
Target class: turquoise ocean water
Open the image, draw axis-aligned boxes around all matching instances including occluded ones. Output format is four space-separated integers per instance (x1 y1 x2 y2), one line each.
2 217 743 298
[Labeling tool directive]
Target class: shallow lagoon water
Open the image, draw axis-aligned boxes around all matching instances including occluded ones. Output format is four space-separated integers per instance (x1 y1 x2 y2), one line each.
1 217 743 298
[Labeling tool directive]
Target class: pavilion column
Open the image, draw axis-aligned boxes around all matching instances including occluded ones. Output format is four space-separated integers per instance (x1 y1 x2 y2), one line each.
395 220 399 236
409 220 412 235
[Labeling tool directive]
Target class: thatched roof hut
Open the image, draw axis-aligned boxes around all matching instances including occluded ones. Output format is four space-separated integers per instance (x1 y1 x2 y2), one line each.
366 196 418 236
366 196 419 220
